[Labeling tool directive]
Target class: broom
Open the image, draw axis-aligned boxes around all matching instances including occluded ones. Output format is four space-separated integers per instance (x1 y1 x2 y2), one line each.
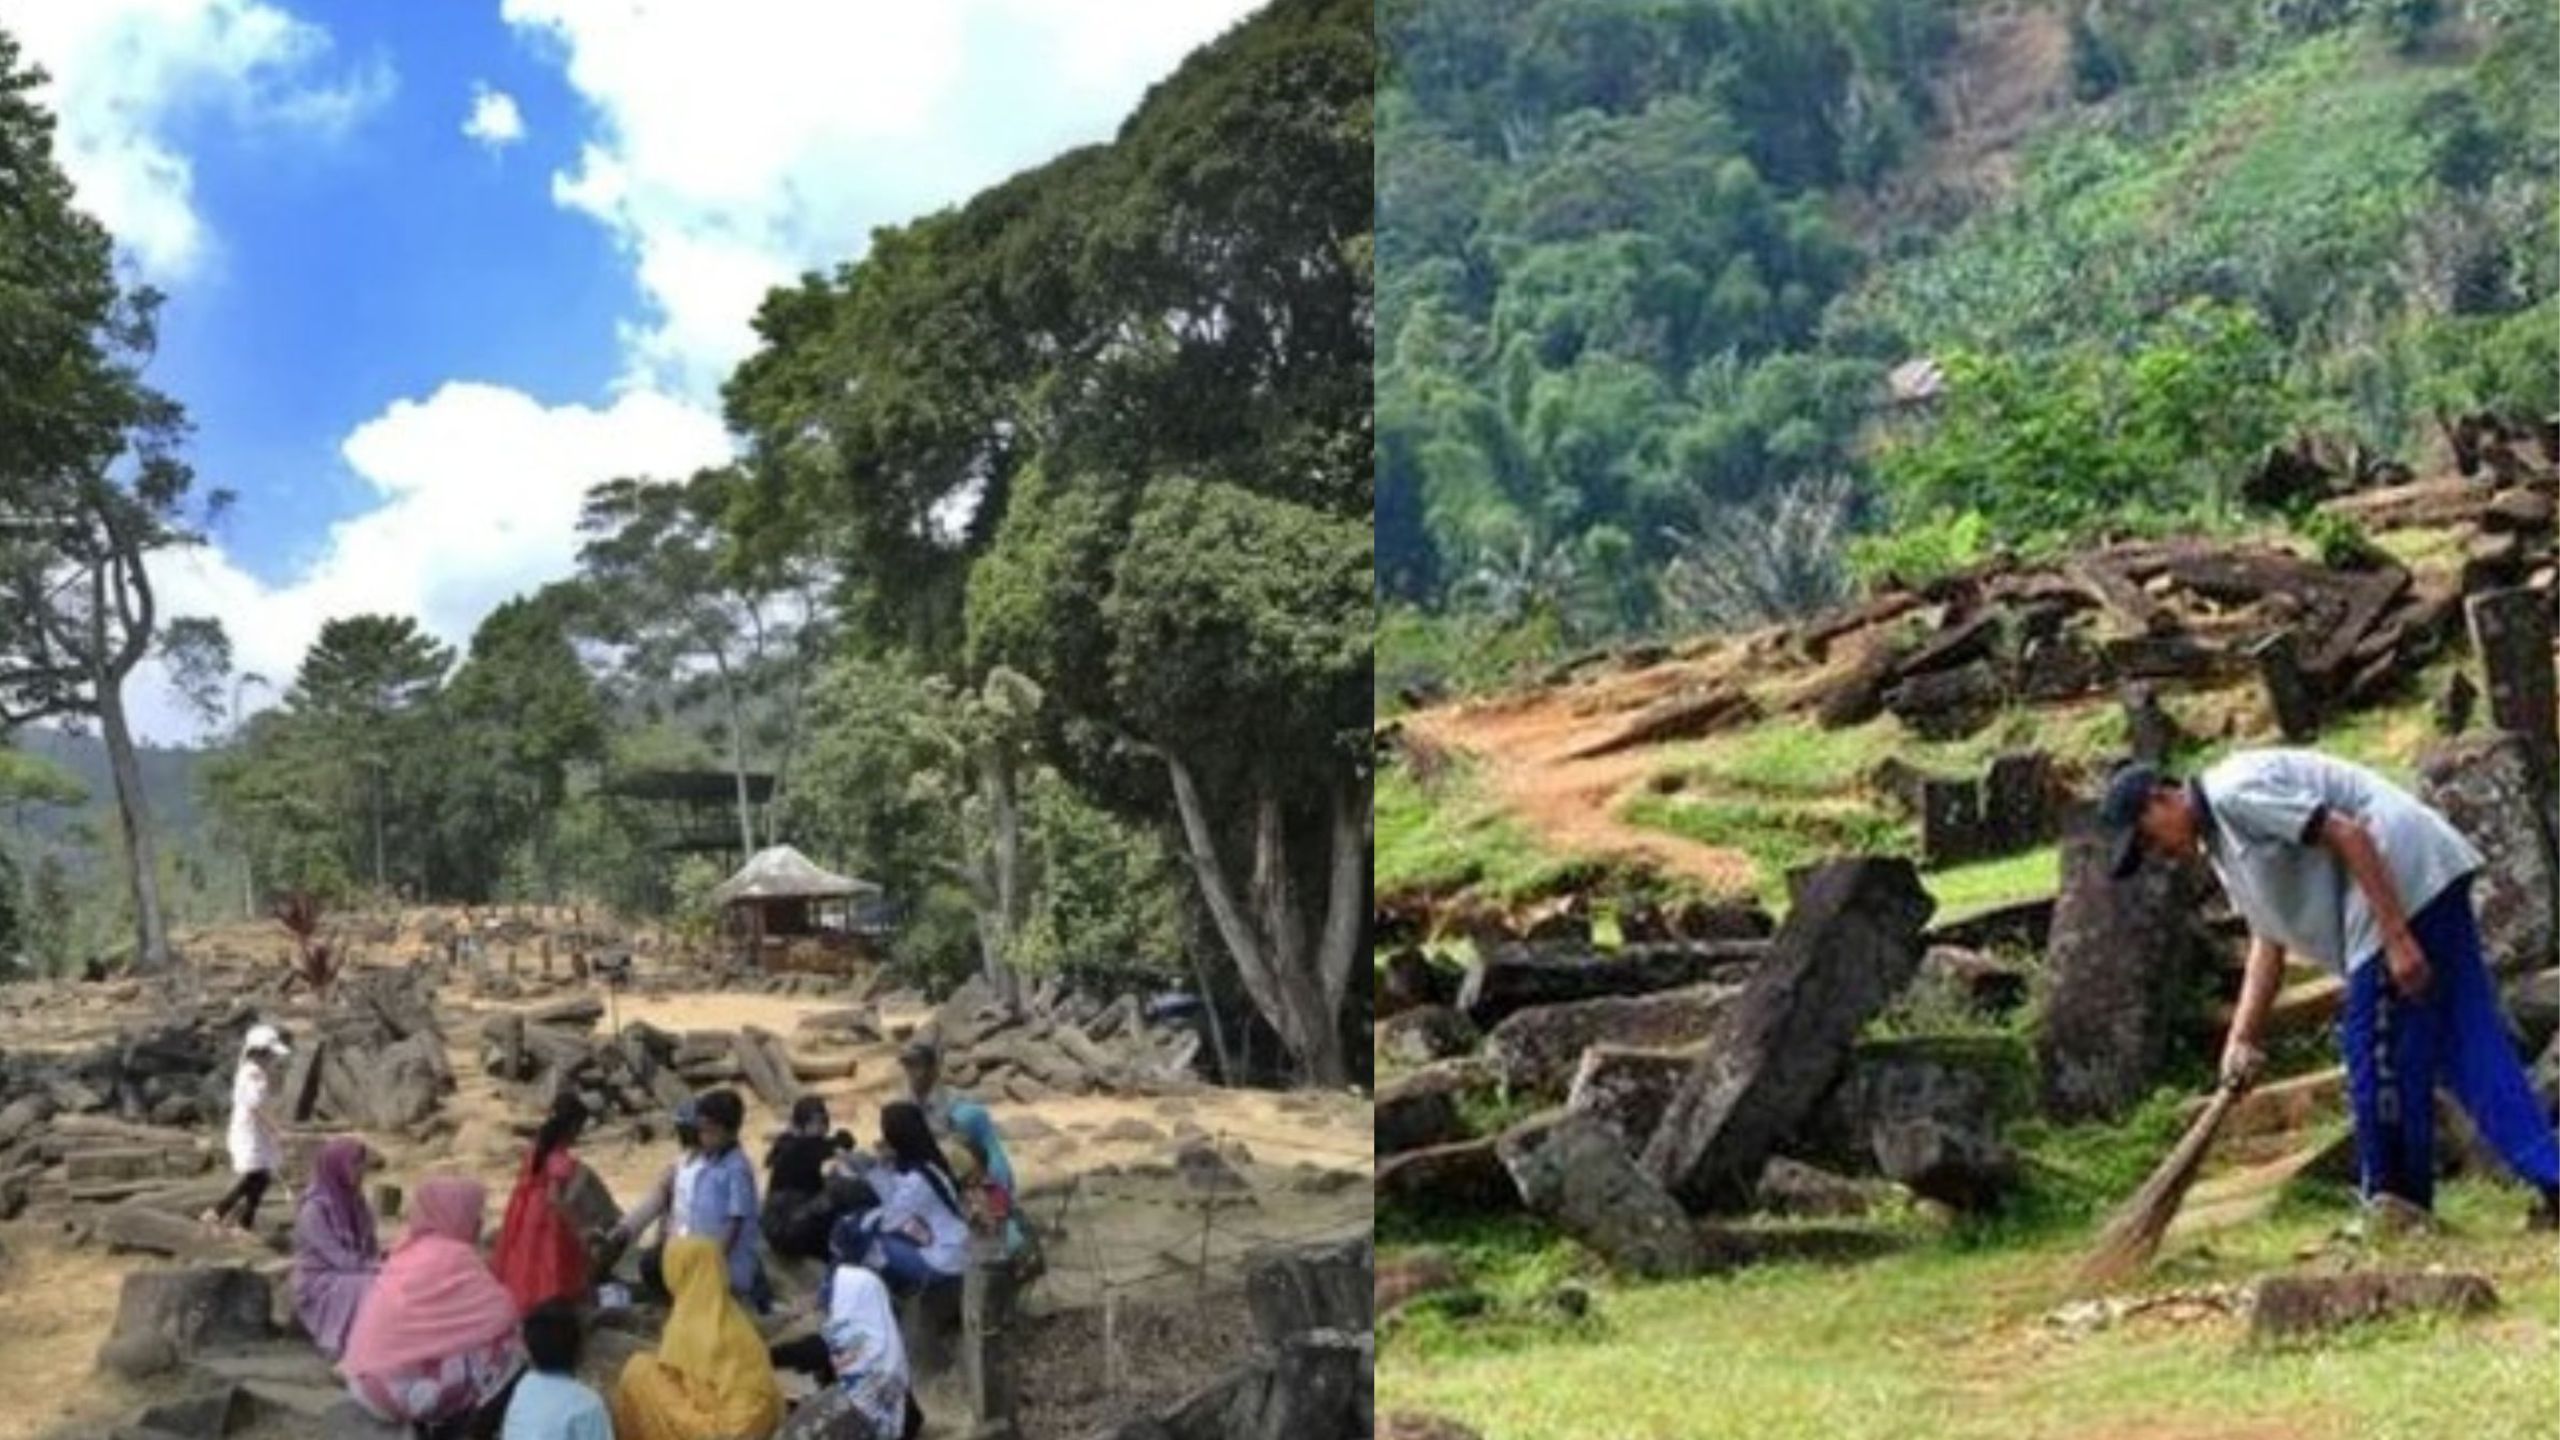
2073 1081 2242 1291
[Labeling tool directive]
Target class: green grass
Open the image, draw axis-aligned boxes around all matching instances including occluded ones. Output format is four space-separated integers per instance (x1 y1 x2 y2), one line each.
1925 846 2061 919
1379 1179 2560 1439
1378 758 1593 903
1622 792 1911 909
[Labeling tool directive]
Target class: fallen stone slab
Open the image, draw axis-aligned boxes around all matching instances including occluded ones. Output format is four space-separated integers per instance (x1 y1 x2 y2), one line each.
1563 1044 1699 1152
1243 1235 1371 1342
2250 1271 2499 1345
1376 1137 1518 1216
1483 983 1740 1099
1925 896 2054 956
1691 1220 1912 1273
127 1385 252 1440
1376 1064 1480 1158
1753 1157 1887 1218
1374 1006 1480 1070
100 1267 272 1366
1456 941 1766 1031
319 1400 409 1440
1641 858 1935 1211
96 1204 269 1263
1871 1119 2019 1212
528 996 605 1030
1498 1111 1702 1278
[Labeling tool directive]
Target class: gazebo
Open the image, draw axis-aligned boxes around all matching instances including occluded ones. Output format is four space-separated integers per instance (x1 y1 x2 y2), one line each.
712 845 882 973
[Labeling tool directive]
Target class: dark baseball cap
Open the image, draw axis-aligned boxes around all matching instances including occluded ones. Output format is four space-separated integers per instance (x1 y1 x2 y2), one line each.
2099 762 2165 880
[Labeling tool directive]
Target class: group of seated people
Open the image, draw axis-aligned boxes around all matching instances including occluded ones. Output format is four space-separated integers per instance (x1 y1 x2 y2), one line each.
286 1041 1024 1440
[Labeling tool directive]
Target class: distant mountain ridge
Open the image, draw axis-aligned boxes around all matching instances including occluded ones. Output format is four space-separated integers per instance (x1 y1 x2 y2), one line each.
4 726 211 848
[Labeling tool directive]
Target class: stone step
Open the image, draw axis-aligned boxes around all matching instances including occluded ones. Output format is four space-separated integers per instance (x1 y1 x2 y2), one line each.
2168 1129 2354 1240
2182 1067 2345 1139
2207 975 2347 1037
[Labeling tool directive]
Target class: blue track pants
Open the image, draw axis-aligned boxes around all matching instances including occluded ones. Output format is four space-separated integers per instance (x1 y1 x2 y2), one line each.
2341 878 2560 1208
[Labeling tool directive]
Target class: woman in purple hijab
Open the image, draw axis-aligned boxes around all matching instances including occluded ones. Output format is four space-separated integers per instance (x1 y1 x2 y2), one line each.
292 1137 382 1359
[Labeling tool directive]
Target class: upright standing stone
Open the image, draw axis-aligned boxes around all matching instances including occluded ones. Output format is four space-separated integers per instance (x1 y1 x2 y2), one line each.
1982 751 2053 855
2417 735 2558 980
1639 858 1936 1211
961 1239 1019 1431
2037 828 2209 1121
2466 588 2558 817
1918 776 1986 868
2251 628 2322 742
2121 682 2179 765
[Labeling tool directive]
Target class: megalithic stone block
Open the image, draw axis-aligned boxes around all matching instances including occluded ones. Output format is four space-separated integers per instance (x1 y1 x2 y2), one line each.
1639 858 1935 1211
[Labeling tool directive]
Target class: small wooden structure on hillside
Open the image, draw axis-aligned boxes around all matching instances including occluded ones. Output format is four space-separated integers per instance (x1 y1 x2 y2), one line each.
713 845 883 975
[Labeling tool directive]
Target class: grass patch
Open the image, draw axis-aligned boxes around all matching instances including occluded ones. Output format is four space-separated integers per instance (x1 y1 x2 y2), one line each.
1378 758 1589 903
1380 1178 2560 1439
1925 845 2061 918
1622 792 1911 907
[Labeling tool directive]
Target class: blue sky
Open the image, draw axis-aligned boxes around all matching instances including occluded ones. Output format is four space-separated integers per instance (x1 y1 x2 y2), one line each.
0 0 1264 740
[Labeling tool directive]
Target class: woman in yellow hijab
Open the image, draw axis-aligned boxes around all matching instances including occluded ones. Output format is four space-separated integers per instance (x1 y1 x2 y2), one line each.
612 1236 785 1440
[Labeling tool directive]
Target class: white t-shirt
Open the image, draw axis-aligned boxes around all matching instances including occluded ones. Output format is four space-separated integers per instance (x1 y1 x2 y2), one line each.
864 1162 969 1275
668 1154 705 1239
227 1062 280 1175
2197 749 2484 973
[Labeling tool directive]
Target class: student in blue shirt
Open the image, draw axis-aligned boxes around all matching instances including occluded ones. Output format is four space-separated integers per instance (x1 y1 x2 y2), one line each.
501 1300 611 1440
683 1089 767 1306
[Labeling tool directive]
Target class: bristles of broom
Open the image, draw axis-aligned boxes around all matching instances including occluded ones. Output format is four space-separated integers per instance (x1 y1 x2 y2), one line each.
2073 1084 2241 1292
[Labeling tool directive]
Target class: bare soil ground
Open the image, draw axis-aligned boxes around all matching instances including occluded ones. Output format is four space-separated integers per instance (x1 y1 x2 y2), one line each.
1401 666 1765 895
0 912 1372 1440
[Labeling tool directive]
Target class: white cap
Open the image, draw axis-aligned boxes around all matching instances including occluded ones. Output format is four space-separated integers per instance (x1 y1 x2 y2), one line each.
244 1023 290 1056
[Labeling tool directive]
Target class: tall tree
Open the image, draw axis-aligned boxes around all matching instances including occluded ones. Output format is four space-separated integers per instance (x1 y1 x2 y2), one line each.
1 28 227 972
285 615 452 891
732 0 1375 1082
571 467 825 859
442 590 607 898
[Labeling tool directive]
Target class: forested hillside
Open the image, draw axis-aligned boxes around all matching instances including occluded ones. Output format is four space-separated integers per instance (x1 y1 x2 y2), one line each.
1379 0 2556 684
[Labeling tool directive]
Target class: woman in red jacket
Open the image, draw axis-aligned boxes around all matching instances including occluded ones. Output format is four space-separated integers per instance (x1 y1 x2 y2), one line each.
492 1093 592 1313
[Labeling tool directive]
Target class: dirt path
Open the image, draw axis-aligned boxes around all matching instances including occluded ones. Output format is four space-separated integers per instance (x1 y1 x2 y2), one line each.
1404 684 1758 896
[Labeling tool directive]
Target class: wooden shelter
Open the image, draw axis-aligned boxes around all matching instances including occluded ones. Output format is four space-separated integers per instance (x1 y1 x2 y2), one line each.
713 845 882 975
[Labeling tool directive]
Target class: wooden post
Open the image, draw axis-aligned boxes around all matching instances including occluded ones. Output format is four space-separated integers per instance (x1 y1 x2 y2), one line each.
961 1237 1018 1433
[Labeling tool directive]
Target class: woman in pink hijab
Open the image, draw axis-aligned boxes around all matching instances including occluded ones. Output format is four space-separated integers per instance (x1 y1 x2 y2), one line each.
291 1138 381 1359
339 1175 528 1428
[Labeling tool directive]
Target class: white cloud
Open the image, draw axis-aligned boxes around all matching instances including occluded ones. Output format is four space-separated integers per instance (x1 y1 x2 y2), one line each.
0 0 393 283
501 0 1265 398
130 382 732 744
463 83 525 151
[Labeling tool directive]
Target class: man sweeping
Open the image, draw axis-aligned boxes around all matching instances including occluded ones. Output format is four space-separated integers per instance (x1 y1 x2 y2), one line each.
2105 747 2559 1232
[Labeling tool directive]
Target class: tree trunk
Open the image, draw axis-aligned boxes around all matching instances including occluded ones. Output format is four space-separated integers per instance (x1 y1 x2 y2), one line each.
981 746 1024 1010
370 760 387 891
96 678 172 972
717 663 758 859
1162 752 1354 1087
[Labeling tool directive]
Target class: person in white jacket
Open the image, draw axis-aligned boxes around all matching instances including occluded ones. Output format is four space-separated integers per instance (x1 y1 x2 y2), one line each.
206 1024 291 1235
828 1101 969 1295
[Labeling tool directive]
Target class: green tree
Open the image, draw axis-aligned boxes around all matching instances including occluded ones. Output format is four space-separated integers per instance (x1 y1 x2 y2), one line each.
1 29 229 973
442 591 608 899
570 468 825 859
730 0 1374 1082
285 614 453 892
